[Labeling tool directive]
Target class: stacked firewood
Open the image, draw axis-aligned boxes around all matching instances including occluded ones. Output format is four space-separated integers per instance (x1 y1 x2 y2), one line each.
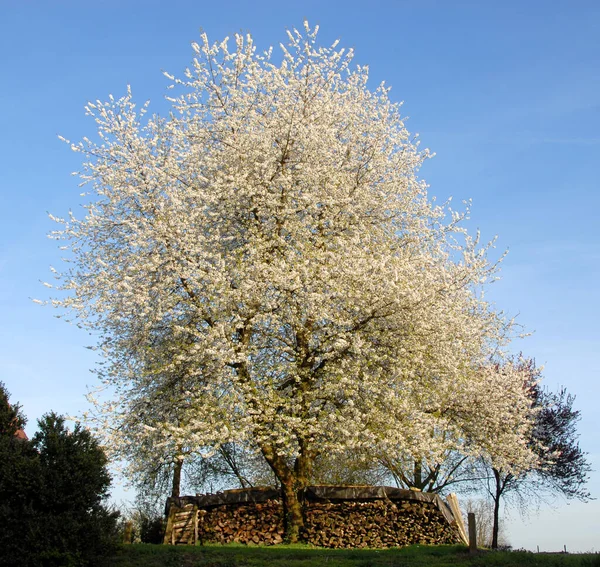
164 487 463 548
303 499 460 548
198 499 285 545
194 498 459 548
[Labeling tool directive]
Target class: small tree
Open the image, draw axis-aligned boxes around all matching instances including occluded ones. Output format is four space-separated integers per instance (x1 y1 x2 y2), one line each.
480 362 592 549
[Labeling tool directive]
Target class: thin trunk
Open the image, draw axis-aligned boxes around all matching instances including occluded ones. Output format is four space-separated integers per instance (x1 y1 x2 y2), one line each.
491 468 502 549
425 463 442 492
219 445 253 488
171 457 183 498
414 460 423 489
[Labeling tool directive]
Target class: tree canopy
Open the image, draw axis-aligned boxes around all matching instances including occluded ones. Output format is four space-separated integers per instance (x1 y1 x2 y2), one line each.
48 23 538 540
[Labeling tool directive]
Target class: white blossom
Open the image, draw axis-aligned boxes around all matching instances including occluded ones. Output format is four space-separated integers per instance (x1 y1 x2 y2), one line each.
48 23 536 494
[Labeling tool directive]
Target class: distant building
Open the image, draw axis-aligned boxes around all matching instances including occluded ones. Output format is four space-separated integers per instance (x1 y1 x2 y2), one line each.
6 401 29 440
14 427 28 440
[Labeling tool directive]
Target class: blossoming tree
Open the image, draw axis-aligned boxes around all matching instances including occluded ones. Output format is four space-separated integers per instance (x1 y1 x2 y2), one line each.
48 23 537 541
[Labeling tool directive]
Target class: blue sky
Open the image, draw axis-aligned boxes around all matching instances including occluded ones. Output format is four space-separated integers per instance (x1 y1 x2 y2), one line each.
1 0 598 552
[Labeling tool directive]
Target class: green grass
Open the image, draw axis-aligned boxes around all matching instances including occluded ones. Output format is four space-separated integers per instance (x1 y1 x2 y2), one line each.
110 543 600 567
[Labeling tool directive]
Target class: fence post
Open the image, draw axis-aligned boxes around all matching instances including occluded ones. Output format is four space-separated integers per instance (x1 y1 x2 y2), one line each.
468 512 477 553
193 504 199 545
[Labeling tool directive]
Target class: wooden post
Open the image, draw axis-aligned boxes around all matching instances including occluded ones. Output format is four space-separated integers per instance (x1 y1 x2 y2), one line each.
123 521 133 544
468 512 477 554
163 504 176 545
193 504 199 545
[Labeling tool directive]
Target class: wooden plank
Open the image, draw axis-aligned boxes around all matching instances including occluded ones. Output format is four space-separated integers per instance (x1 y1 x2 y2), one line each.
446 493 469 545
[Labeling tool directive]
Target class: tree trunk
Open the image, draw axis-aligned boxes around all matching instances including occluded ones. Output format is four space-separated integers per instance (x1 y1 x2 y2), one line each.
414 460 423 489
261 443 310 543
491 469 501 549
171 456 183 498
294 438 314 487
280 475 305 543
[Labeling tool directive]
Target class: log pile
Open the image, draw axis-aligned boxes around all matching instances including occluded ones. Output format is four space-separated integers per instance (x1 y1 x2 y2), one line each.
164 486 464 548
304 499 459 548
198 500 284 545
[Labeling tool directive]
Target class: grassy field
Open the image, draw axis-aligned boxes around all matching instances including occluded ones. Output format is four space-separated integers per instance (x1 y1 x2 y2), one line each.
111 544 600 567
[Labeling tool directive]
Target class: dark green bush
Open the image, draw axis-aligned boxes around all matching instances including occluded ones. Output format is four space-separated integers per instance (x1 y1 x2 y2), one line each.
0 383 119 566
139 512 166 544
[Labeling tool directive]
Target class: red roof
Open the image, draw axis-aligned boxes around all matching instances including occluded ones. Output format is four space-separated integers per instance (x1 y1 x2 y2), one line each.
14 428 28 440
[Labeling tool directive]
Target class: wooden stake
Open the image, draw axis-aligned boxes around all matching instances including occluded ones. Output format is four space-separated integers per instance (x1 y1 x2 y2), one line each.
193 504 199 545
468 512 477 554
